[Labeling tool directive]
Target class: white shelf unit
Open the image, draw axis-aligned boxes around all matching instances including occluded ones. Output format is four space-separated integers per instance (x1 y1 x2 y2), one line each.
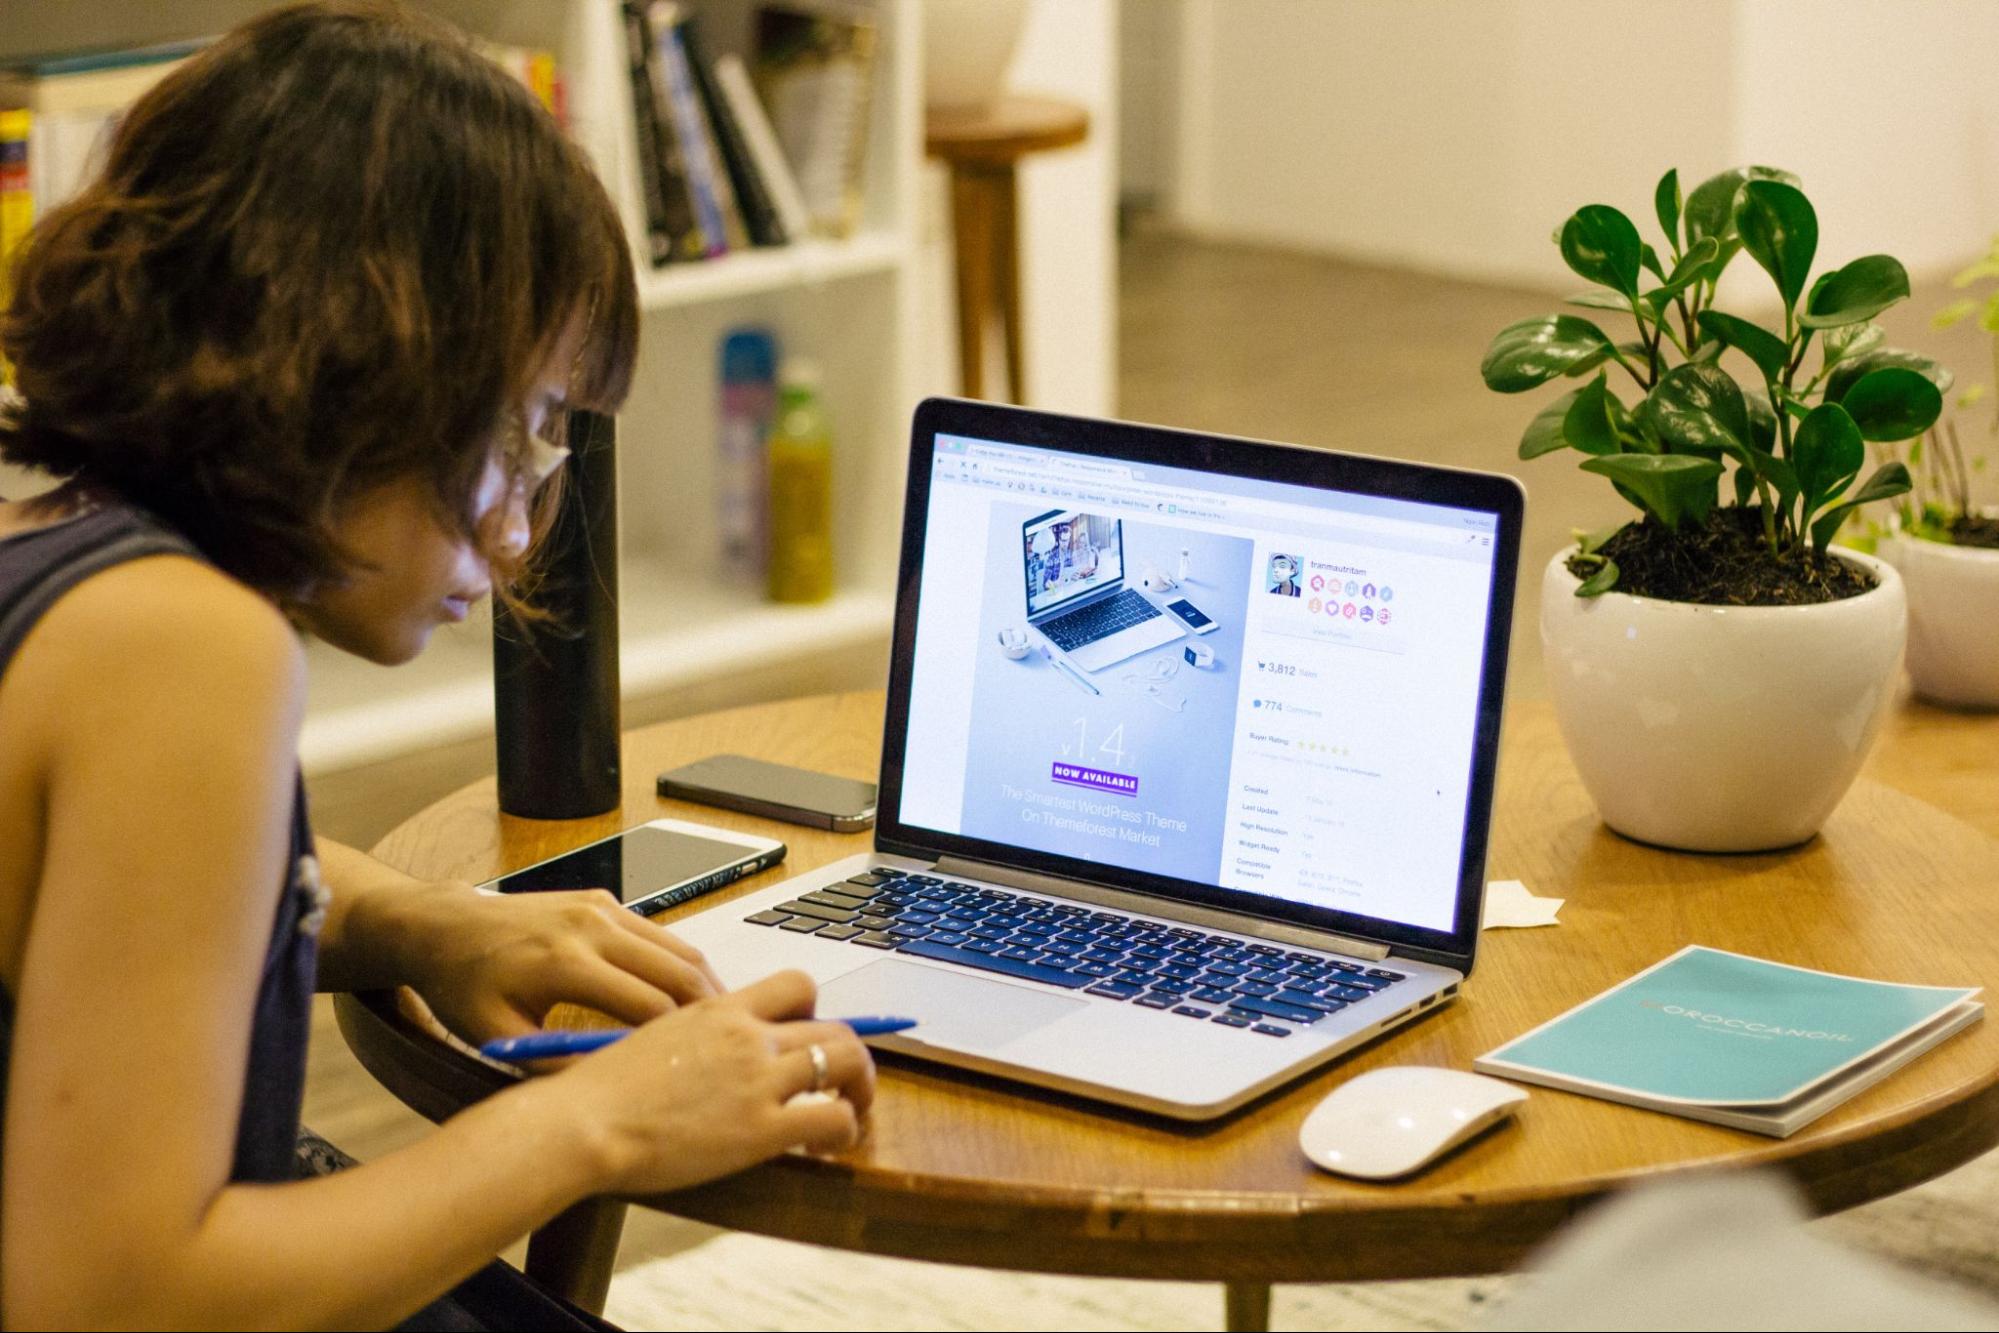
292 0 923 772
0 0 923 774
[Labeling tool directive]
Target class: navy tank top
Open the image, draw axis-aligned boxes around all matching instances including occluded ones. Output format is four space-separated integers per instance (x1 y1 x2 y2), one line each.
0 499 320 1184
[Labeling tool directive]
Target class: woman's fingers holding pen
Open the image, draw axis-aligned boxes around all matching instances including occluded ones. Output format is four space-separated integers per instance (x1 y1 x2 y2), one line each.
553 971 877 1196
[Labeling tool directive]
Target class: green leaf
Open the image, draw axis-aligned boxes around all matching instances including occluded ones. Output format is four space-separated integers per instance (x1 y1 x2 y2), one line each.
1662 237 1720 291
1733 179 1818 310
1734 463 1759 507
1799 254 1910 328
1982 291 1999 333
1518 387 1586 459
1934 298 1978 330
1811 461 1913 555
1575 524 1623 556
1562 373 1625 456
1841 367 1944 442
1576 555 1621 597
1560 205 1643 298
1482 315 1614 392
1690 338 1726 364
1655 168 1682 249
1696 310 1789 382
1825 349 1955 402
1581 453 1723 530
1793 403 1865 515
1760 453 1803 517
1644 362 1752 462
1684 165 1801 248
1689 237 1742 290
1822 322 1885 369
1952 257 1999 287
1745 389 1779 454
1640 243 1666 281
1566 290 1636 312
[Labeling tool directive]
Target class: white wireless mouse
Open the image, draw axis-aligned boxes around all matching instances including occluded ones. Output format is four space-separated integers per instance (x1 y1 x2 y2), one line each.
1298 1066 1527 1180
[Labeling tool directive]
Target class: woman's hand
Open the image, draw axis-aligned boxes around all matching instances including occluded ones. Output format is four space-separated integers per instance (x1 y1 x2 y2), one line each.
549 969 876 1196
395 884 727 1045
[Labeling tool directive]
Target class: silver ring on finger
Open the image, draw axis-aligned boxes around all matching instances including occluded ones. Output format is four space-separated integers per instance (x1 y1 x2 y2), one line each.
807 1042 830 1093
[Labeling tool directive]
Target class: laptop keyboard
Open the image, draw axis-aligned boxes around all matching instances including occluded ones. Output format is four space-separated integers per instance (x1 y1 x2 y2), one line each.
743 867 1405 1037
1039 588 1164 652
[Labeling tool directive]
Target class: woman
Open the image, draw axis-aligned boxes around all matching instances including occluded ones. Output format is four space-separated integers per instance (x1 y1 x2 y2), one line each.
0 5 871 1328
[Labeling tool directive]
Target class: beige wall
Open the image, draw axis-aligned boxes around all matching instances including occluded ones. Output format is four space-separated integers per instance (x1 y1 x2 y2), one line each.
1167 0 1999 289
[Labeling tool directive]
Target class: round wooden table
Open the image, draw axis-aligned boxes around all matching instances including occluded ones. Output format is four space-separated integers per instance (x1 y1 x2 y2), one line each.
337 693 1999 1331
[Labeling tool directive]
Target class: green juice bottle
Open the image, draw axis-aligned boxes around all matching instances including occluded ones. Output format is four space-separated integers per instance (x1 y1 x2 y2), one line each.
766 358 834 603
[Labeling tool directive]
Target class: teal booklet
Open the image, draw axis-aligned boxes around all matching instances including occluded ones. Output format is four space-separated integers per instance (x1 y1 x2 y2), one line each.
1474 945 1983 1137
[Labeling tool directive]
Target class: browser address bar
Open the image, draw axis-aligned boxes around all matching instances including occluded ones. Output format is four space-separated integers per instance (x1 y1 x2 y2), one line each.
967 455 1132 482
962 455 1470 538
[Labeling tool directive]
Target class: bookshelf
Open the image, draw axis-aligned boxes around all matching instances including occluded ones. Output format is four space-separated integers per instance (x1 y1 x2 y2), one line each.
3 0 923 775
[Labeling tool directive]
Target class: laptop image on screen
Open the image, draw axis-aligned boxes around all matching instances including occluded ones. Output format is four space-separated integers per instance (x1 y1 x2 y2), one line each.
667 399 1524 1120
1021 510 1183 672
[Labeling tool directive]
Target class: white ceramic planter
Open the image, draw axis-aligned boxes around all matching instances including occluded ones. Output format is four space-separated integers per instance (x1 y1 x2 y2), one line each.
1540 548 1905 853
923 0 1029 112
1882 532 1999 709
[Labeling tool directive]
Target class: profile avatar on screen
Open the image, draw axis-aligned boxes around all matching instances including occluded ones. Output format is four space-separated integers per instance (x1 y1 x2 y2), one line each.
1021 510 1184 672
1267 552 1303 597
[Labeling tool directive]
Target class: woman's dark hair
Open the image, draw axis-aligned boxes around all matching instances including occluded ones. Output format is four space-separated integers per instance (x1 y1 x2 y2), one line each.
0 0 639 603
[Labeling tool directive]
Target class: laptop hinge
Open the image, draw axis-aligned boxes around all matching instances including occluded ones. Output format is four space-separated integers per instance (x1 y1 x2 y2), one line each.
930 856 1393 962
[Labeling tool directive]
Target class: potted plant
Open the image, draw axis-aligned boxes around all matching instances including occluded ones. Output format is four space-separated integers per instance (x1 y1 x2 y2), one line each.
1875 246 1999 703
1483 165 1947 852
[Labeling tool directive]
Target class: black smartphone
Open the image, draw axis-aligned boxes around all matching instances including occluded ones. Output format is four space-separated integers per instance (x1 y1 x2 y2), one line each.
657 754 878 832
481 819 787 914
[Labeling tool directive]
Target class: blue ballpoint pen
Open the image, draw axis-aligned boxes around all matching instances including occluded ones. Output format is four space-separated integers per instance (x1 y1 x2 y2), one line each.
480 1015 919 1063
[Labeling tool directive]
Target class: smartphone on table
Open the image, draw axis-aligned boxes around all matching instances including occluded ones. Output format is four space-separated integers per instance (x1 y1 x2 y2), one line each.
479 818 786 915
657 754 878 832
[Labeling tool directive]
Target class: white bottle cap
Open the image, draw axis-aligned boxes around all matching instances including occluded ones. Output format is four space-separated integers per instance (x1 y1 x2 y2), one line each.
779 356 823 392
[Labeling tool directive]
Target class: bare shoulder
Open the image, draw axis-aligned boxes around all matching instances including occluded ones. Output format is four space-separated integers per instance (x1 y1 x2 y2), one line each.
6 554 305 749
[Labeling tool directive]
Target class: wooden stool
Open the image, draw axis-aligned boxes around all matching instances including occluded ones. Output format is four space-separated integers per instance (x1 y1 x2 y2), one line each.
926 94 1089 402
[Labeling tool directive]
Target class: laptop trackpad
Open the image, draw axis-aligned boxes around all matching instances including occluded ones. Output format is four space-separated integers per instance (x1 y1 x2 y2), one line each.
816 959 1087 1053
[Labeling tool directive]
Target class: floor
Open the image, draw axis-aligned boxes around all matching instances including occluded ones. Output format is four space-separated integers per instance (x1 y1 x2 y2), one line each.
300 227 1999 1288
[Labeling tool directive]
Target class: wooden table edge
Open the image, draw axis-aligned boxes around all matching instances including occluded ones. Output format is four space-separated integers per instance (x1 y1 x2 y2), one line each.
332 985 1999 1283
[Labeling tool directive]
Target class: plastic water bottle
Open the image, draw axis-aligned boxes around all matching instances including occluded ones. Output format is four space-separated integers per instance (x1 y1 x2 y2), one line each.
717 328 777 576
766 358 834 603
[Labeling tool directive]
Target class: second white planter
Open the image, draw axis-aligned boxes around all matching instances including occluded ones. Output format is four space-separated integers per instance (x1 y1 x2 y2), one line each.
1882 532 1999 709
1541 548 1906 853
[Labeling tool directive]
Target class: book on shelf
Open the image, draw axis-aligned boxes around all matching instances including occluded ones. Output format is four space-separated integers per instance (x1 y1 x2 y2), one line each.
623 0 717 264
0 34 562 223
470 38 566 127
753 4 876 240
648 3 748 255
1473 945 1984 1138
0 39 200 219
682 22 787 248
713 52 812 246
0 108 28 386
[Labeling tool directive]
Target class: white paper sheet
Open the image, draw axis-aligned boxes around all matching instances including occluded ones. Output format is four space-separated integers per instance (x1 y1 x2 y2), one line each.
1481 878 1563 929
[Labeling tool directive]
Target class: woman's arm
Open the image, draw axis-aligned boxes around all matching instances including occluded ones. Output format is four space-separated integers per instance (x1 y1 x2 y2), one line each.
1 560 872 1330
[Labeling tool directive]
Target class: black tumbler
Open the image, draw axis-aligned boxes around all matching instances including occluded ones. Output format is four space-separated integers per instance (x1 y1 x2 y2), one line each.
494 408 621 819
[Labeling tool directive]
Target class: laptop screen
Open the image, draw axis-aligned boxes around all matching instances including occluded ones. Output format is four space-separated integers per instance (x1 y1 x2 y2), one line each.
882 403 1519 964
1023 510 1125 618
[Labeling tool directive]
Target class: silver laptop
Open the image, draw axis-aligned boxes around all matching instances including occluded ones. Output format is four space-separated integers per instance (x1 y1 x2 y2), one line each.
1021 509 1183 672
671 399 1524 1120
